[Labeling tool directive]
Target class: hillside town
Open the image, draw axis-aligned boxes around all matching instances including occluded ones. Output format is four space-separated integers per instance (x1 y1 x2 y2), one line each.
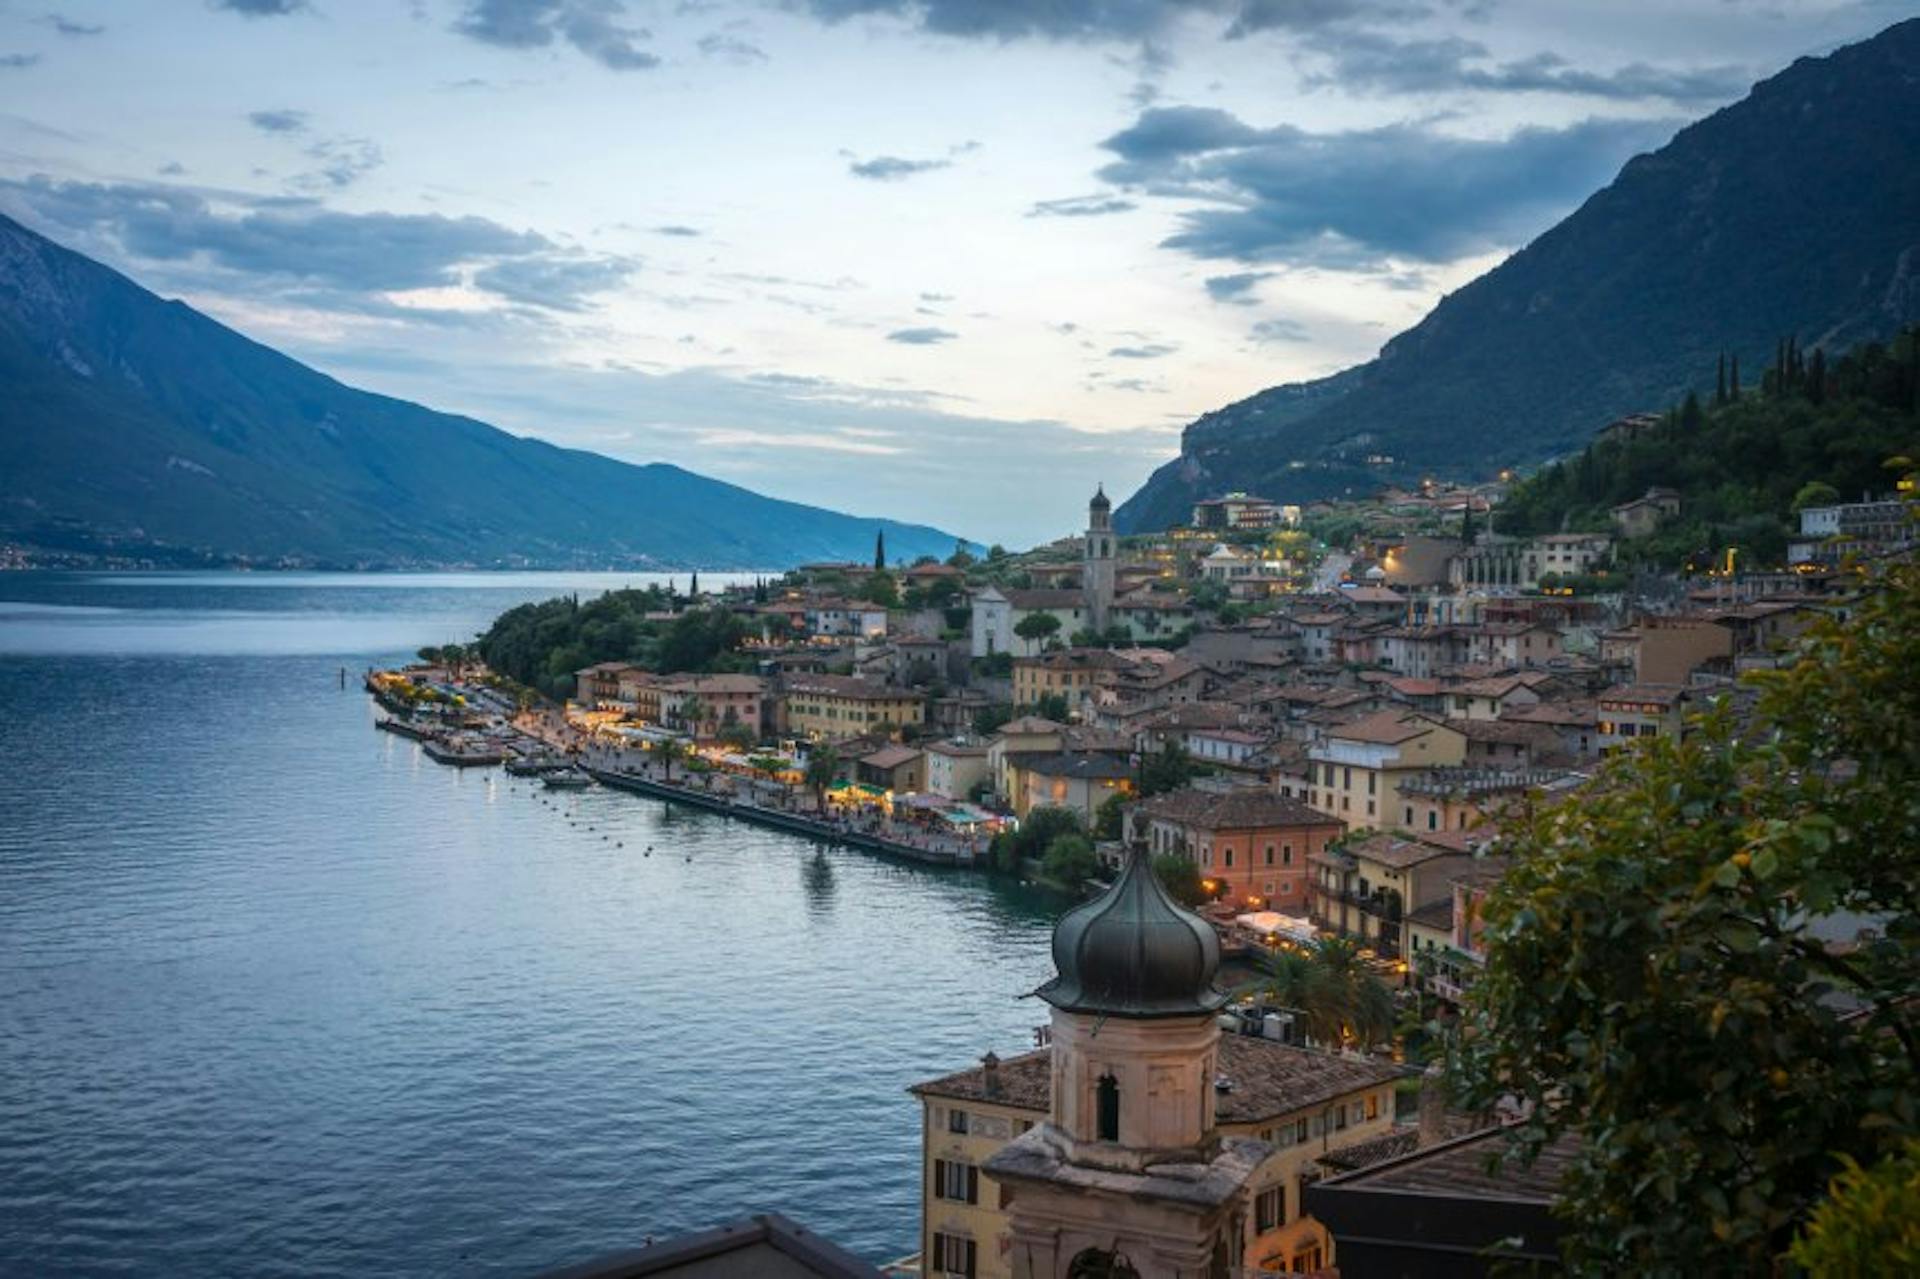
368 448 1915 1278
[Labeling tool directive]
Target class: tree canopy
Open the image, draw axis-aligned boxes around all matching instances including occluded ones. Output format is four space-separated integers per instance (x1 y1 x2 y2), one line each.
1498 328 1919 569
1453 538 1920 1272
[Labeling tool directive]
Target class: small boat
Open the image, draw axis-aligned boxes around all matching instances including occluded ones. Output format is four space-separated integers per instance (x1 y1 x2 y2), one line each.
543 768 593 790
506 754 565 776
423 736 506 767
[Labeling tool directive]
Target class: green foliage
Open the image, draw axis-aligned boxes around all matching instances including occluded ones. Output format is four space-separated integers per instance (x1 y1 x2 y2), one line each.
1259 936 1396 1050
973 704 1015 736
1026 692 1071 723
804 746 840 805
1013 611 1062 652
1789 1139 1920 1277
1794 480 1842 513
1093 792 1128 841
1153 852 1209 909
1499 329 1920 569
474 589 753 699
1189 579 1230 613
1042 834 1101 887
863 571 899 608
1139 741 1209 797
653 736 684 781
991 807 1084 875
974 651 1013 678
1453 545 1920 1272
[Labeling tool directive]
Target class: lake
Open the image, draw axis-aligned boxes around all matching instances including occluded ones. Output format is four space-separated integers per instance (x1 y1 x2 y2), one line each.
0 572 1061 1277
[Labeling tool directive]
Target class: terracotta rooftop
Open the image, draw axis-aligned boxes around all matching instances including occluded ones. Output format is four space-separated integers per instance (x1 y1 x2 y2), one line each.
858 744 922 770
1134 787 1342 833
1344 832 1479 871
911 1040 1407 1124
1018 752 1133 781
996 715 1065 736
1325 711 1443 745
784 675 922 701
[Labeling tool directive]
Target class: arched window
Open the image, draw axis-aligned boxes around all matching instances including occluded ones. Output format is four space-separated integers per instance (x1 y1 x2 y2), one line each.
1096 1072 1120 1142
1067 1248 1139 1279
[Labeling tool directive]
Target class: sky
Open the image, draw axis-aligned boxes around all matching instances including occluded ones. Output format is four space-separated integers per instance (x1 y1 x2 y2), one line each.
0 1 1906 546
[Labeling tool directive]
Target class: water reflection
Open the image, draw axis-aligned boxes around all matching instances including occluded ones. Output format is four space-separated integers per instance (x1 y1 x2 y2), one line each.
803 847 837 917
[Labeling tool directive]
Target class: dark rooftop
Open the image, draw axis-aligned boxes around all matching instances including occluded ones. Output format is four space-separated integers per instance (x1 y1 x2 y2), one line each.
539 1213 879 1279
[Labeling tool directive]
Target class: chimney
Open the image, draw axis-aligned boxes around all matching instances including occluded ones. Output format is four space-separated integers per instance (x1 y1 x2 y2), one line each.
1417 1062 1449 1148
981 1051 1001 1098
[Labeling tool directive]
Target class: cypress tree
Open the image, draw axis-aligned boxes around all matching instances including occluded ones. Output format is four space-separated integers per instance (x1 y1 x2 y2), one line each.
1730 354 1741 400
1680 390 1704 433
1461 504 1477 544
1715 353 1727 406
874 530 886 571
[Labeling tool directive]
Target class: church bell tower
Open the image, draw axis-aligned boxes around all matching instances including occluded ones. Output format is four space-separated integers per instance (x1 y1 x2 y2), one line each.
985 848 1267 1278
1084 486 1116 636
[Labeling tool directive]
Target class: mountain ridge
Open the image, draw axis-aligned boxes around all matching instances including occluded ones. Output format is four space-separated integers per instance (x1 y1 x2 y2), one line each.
1115 17 1920 533
0 214 968 570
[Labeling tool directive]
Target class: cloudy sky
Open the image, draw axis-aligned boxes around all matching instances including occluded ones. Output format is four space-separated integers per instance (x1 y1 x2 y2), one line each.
0 1 1903 544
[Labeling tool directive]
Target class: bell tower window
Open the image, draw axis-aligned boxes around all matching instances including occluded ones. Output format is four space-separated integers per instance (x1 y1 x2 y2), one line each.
1096 1072 1120 1141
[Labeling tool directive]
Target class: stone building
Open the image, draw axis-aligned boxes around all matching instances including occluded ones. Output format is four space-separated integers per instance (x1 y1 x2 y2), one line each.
908 849 1402 1278
1084 486 1117 635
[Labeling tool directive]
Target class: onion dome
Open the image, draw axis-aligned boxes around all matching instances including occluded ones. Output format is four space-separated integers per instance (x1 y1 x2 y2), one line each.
1089 485 1111 511
1038 847 1227 1019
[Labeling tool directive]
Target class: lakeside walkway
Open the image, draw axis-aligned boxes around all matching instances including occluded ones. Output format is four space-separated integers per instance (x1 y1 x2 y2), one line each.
387 699 992 869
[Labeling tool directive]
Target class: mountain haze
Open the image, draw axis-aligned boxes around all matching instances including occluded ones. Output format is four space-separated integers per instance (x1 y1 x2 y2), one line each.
1116 18 1920 533
0 215 966 569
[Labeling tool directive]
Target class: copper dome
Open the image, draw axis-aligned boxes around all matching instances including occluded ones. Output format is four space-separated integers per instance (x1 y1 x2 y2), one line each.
1038 847 1226 1019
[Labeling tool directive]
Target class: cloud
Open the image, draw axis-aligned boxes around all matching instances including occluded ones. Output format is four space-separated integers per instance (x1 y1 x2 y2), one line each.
1 54 41 69
697 31 768 63
454 0 659 71
0 175 555 295
1302 31 1752 102
1204 271 1272 303
848 154 949 181
887 326 957 344
1225 0 1421 39
247 109 310 134
213 0 307 14
1250 317 1309 342
1028 194 1135 218
801 0 1226 43
652 224 701 236
298 137 384 189
1108 342 1176 359
473 253 637 310
1098 106 1676 266
45 15 106 36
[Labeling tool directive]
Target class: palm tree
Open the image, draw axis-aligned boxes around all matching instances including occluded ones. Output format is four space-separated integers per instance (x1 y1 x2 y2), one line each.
804 746 840 813
1310 935 1395 1050
655 736 684 782
677 695 710 740
1258 936 1395 1051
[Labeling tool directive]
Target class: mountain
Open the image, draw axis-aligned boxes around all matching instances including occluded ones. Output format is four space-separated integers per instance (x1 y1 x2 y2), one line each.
0 215 967 569
1115 18 1920 534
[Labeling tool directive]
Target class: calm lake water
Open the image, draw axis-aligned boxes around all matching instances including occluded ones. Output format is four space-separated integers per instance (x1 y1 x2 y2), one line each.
0 572 1061 1277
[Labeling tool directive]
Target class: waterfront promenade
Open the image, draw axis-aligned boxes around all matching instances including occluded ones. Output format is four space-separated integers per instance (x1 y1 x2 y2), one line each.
398 698 993 868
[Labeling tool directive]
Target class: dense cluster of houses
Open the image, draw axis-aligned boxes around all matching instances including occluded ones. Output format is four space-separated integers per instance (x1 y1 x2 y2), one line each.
573 487 1876 1017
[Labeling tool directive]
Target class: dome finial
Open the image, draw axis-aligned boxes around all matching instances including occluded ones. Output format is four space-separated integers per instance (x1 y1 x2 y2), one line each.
1037 842 1224 1019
